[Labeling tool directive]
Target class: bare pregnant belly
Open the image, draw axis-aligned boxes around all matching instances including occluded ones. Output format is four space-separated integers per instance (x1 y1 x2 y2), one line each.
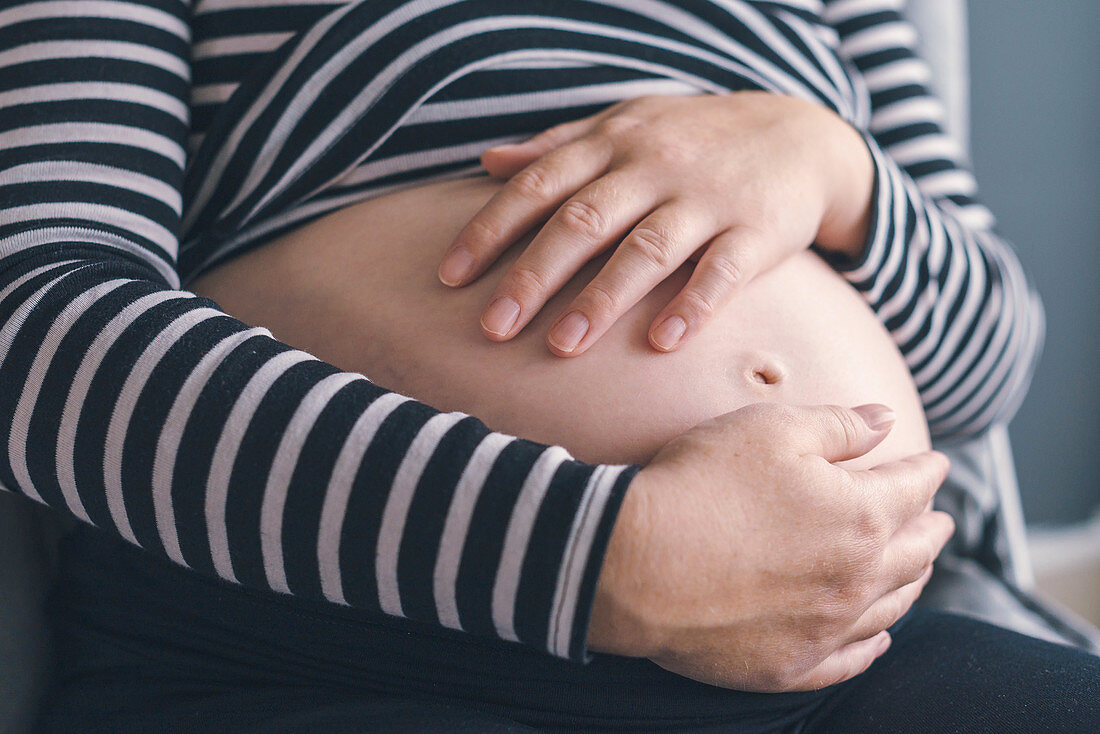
189 176 929 467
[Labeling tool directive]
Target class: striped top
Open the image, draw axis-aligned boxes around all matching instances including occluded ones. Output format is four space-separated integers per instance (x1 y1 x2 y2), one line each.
0 0 1043 661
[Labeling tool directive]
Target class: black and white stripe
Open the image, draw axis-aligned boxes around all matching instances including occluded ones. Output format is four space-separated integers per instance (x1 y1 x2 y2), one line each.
821 0 1044 436
0 0 1042 663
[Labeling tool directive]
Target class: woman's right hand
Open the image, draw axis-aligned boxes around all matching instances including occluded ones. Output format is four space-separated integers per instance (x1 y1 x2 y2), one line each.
588 402 954 692
440 92 874 357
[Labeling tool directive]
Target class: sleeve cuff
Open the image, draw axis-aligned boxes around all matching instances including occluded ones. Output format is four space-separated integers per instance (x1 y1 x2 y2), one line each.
553 462 640 662
814 130 899 294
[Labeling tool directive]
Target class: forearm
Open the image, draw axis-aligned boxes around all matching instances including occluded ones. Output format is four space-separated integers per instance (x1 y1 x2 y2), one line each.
823 137 1044 439
820 0 1045 440
0 0 634 663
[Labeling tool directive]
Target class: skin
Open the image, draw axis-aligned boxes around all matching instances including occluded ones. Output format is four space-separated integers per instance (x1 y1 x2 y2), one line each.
423 93 956 688
595 404 950 691
189 176 926 467
438 92 875 356
190 172 952 693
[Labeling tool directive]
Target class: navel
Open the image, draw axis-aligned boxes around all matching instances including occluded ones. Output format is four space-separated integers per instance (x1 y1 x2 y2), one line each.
733 352 788 390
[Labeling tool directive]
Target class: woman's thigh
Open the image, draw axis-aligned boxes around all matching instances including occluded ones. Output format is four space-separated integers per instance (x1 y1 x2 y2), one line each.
39 530 1100 733
34 528 826 733
806 610 1100 734
41 685 537 734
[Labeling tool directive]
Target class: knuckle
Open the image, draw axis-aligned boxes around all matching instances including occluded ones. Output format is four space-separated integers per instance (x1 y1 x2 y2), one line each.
819 562 856 601
675 255 747 319
512 166 555 200
676 289 719 321
673 290 717 321
596 113 643 139
577 282 620 319
851 504 888 545
706 252 747 291
462 217 504 251
506 265 552 300
557 199 607 239
801 608 843 644
652 142 695 168
830 468 858 499
826 405 865 452
625 226 678 271
824 574 872 614
820 543 879 597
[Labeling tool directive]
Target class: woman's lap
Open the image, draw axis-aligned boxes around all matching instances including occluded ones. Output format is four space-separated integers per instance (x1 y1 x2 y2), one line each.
805 609 1100 733
37 528 1099 733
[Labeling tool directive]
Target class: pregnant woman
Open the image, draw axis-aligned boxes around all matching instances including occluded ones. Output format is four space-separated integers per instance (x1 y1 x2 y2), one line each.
2 0 1096 731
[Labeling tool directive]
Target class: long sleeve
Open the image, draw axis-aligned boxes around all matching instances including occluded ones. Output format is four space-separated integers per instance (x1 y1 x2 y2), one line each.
0 0 636 662
820 0 1044 440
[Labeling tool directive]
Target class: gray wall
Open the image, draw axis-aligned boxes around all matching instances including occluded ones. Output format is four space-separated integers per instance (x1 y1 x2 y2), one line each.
966 0 1100 525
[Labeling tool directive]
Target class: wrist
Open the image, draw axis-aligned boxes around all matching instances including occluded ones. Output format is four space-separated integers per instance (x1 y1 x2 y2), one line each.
815 116 875 259
587 468 663 657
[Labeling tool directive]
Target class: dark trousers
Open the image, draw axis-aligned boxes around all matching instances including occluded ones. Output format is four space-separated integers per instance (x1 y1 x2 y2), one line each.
38 527 1100 733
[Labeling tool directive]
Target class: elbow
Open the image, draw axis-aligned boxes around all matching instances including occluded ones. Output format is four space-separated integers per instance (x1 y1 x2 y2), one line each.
929 283 1046 444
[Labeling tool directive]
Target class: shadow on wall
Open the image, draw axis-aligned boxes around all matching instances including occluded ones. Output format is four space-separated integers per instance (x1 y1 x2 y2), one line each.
967 0 1100 526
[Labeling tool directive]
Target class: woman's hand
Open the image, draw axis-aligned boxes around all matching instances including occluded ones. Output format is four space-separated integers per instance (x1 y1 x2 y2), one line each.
437 92 874 356
589 403 954 692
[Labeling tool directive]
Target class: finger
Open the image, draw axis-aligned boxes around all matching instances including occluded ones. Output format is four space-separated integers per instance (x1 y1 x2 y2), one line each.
481 114 608 178
545 201 718 355
440 138 613 287
844 565 933 645
646 227 761 352
791 404 898 463
480 173 658 340
877 510 955 588
805 630 892 690
849 454 952 531
787 631 892 691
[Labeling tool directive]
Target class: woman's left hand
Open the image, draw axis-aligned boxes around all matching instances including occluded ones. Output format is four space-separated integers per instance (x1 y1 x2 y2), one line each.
437 92 874 355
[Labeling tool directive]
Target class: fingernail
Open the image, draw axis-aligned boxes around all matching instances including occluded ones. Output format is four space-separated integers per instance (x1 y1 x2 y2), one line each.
853 404 896 431
481 296 520 336
650 316 686 351
878 632 892 654
548 311 589 352
439 247 475 286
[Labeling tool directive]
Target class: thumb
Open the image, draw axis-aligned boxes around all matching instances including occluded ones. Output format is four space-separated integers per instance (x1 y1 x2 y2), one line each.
796 404 896 463
481 115 600 177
